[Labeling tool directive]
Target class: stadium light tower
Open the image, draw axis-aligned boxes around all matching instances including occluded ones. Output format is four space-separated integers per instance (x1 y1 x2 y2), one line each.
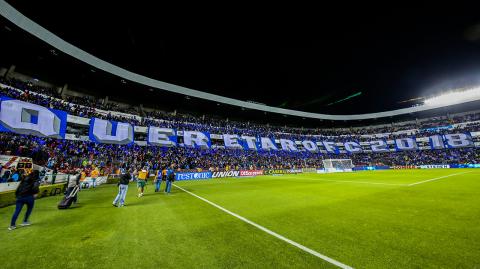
424 87 480 106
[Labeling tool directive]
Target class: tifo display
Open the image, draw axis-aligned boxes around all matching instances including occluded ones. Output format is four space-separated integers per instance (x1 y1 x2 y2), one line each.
0 77 479 174
0 96 478 153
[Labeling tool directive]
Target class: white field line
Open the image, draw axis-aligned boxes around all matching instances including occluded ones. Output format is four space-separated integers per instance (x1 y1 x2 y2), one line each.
296 178 405 186
173 184 354 269
407 171 472 186
286 171 474 187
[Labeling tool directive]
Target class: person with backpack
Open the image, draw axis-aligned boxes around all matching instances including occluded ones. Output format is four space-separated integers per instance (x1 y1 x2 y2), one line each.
113 169 131 207
9 170 40 231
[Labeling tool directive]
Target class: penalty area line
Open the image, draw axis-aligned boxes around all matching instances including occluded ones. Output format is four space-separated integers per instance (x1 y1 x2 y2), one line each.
407 171 472 186
173 184 354 269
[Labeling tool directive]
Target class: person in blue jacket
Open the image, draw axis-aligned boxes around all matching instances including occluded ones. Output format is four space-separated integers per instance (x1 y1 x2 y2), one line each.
165 165 175 194
10 170 20 182
154 167 164 192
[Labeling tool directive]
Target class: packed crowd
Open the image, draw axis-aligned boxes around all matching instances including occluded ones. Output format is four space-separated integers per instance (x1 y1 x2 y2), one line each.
1 77 480 174
2 77 480 140
0 131 479 175
0 132 324 172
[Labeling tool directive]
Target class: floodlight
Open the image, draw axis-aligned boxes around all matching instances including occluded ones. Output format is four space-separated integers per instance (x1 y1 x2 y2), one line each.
424 87 480 106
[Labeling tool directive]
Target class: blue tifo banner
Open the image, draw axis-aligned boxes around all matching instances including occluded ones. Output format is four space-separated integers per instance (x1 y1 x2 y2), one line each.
0 96 67 139
175 171 213 181
89 117 134 145
0 97 479 151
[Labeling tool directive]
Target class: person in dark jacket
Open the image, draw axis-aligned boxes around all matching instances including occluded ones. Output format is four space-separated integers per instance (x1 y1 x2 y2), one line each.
2 169 11 183
9 170 40 230
165 165 175 194
112 169 131 207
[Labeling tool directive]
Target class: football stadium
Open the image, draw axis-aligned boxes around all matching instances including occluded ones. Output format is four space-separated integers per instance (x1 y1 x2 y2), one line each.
1 2 480 269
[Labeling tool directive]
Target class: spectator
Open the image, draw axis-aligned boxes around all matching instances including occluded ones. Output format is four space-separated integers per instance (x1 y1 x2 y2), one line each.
10 170 20 182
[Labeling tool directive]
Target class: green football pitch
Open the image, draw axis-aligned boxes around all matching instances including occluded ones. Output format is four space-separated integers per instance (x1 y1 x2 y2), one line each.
1 169 479 269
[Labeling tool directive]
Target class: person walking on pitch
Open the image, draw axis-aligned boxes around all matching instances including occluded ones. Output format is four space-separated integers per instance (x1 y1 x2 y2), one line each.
9 170 40 230
113 169 131 207
165 166 175 194
137 167 148 197
154 168 165 192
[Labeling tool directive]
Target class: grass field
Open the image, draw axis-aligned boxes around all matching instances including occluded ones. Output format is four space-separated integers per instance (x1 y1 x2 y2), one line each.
1 169 480 269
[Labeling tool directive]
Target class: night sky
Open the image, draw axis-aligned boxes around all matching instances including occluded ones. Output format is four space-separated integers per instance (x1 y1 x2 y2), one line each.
2 2 480 118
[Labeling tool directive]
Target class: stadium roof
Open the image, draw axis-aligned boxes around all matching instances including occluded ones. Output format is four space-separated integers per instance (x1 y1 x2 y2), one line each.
1 1 480 123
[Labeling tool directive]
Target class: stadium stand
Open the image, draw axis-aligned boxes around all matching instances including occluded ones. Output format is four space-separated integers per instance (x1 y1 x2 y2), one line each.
0 76 479 175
